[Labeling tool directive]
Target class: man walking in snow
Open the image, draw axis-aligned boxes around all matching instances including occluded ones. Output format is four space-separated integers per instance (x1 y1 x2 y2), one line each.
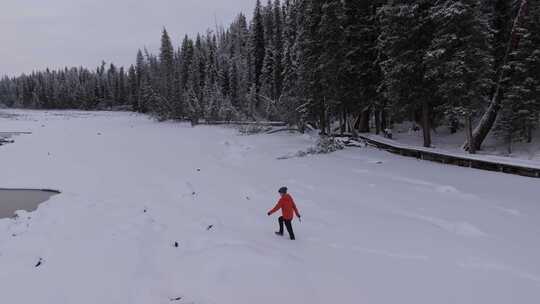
267 187 301 240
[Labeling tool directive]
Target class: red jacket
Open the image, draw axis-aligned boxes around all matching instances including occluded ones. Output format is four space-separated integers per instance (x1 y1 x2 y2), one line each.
268 194 300 220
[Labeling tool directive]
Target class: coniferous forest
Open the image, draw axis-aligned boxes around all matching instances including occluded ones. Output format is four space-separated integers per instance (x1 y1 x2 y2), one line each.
0 0 539 153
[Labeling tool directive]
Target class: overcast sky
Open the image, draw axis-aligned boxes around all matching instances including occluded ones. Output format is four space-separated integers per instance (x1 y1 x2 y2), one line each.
0 0 254 77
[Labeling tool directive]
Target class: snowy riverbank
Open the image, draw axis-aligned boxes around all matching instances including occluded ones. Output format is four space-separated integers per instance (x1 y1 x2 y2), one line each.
1 110 539 304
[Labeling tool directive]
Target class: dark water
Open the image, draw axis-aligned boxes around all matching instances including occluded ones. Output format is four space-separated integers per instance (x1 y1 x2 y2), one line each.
0 189 59 218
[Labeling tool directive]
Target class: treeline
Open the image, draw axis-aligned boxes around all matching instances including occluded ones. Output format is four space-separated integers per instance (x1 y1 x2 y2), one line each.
0 63 130 110
1 0 539 154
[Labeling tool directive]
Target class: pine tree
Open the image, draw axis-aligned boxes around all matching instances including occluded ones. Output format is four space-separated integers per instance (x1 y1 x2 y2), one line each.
495 0 540 151
297 0 325 132
151 28 175 119
342 0 383 134
261 45 276 101
318 0 345 134
135 50 147 112
279 0 302 126
273 0 284 100
127 65 138 111
160 28 175 96
229 62 240 107
180 36 194 91
260 1 276 103
172 47 184 120
251 0 266 104
466 0 531 151
492 0 514 78
378 1 437 147
425 0 494 154
341 0 364 132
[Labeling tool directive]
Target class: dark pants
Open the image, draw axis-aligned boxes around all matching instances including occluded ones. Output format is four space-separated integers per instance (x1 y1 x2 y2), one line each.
278 216 295 240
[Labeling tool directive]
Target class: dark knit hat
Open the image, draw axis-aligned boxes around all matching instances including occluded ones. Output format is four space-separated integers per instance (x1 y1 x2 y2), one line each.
278 187 288 194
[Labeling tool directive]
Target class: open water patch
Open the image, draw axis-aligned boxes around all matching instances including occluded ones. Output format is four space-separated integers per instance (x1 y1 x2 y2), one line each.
0 189 60 218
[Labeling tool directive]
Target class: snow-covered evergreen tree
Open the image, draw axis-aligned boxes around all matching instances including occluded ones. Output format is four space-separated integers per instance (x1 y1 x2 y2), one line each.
251 0 266 101
1 0 538 148
495 0 540 152
425 0 494 153
378 1 437 147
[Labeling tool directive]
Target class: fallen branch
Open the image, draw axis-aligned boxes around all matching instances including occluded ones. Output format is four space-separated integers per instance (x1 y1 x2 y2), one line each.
266 128 300 134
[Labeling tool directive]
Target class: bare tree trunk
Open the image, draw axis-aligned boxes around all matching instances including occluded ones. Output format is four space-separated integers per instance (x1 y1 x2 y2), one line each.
375 110 381 135
422 100 432 147
358 105 371 133
345 110 350 133
320 109 327 135
346 115 357 137
466 83 503 151
381 108 388 131
466 115 476 154
340 107 348 134
326 103 332 135
353 113 360 129
508 133 512 155
450 115 459 134
464 0 529 151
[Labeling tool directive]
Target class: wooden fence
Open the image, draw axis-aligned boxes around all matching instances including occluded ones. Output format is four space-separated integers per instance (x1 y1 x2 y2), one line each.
201 121 287 127
343 134 540 178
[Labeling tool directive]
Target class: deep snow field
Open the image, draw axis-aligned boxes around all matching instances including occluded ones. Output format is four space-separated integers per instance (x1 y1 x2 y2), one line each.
1 110 539 304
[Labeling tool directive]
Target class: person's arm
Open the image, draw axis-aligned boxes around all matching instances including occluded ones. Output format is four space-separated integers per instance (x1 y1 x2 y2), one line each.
267 199 282 216
291 198 301 218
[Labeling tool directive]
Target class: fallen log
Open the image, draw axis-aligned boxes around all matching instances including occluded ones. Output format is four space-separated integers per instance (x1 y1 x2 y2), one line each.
201 121 287 127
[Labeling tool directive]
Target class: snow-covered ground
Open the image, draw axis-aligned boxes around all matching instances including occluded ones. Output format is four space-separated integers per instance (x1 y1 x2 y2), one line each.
1 110 539 304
